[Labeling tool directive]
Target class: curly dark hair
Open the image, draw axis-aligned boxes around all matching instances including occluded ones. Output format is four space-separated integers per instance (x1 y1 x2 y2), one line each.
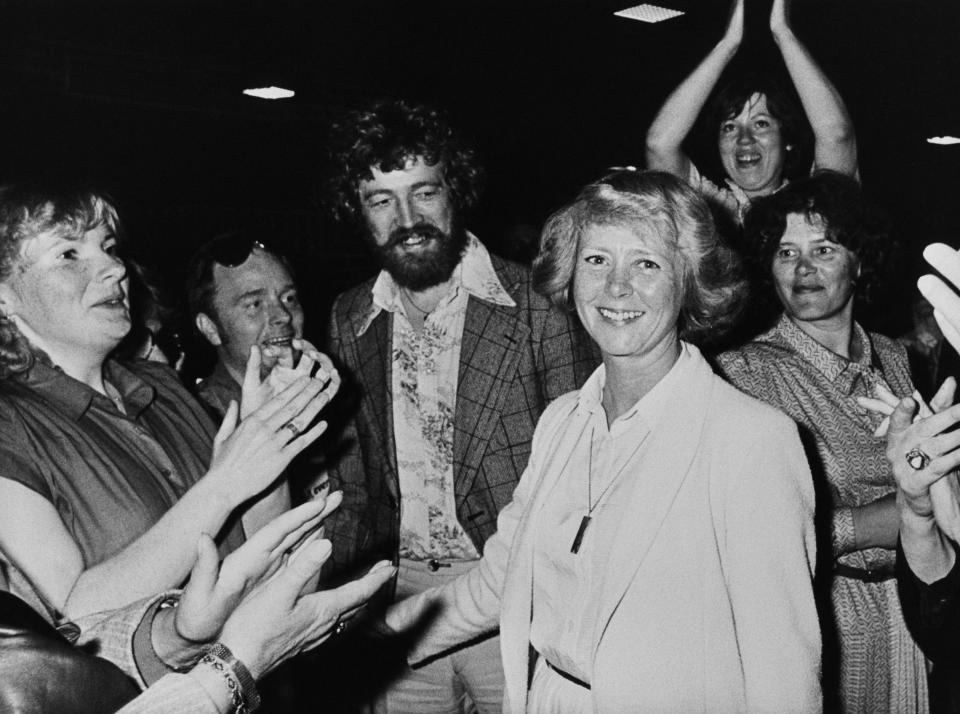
323 99 485 224
741 170 892 309
0 182 123 378
534 169 747 345
706 73 813 181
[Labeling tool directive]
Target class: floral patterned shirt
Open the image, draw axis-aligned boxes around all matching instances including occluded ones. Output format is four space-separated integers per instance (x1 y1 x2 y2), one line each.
367 235 516 560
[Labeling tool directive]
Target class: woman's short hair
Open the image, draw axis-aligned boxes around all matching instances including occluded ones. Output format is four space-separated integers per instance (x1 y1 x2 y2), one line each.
323 99 485 224
707 73 813 180
0 182 122 378
533 169 747 343
741 170 891 307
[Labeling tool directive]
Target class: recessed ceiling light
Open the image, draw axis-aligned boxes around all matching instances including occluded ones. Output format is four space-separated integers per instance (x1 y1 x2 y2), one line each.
927 136 960 146
242 86 295 100
614 4 684 23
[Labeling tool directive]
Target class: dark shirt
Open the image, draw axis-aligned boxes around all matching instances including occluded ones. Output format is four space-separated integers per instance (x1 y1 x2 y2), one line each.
196 361 241 421
0 358 243 617
897 539 960 714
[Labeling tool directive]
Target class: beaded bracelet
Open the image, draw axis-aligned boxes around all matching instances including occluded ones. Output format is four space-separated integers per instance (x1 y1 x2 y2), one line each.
199 643 261 714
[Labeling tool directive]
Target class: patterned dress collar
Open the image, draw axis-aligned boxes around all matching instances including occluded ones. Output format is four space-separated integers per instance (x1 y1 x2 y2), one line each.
766 313 880 396
355 232 515 336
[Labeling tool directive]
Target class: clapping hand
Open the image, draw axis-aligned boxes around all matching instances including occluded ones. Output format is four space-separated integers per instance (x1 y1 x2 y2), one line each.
770 0 792 37
857 378 955 438
919 243 960 354
884 396 960 543
220 542 395 679
723 0 745 48
175 496 341 643
206 375 335 506
241 339 340 419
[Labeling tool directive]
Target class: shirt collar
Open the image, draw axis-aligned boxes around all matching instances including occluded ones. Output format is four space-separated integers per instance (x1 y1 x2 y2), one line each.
724 177 789 223
575 341 693 433
22 359 155 421
770 313 878 395
356 233 516 336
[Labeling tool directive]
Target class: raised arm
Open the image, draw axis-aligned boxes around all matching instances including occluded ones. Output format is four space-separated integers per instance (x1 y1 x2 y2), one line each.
770 0 857 176
645 0 744 177
0 376 333 619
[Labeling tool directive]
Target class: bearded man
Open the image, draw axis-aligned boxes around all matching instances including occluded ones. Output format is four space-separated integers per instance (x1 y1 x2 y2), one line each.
322 100 597 712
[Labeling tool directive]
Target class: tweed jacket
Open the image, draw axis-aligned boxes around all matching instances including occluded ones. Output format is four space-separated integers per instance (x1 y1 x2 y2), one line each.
323 252 598 577
389 346 822 712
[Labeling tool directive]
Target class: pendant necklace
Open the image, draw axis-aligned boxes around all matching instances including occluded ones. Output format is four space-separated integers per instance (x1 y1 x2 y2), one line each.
571 426 613 554
570 424 648 554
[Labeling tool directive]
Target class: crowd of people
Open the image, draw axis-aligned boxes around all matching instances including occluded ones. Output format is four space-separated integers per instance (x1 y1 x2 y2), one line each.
1 1 960 712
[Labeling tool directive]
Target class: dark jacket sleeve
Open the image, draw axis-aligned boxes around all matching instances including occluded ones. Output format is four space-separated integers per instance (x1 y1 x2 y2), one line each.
896 538 960 663
896 538 960 713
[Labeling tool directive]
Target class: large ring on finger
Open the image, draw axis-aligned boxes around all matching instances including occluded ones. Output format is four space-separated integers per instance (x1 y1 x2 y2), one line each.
282 421 300 438
334 619 347 636
906 447 932 471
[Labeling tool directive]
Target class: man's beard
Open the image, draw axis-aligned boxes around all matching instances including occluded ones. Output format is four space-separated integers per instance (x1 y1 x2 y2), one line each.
369 220 469 291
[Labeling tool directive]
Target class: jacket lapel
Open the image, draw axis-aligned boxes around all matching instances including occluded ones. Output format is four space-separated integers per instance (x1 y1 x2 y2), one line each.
452 294 528 498
594 350 715 645
348 305 399 499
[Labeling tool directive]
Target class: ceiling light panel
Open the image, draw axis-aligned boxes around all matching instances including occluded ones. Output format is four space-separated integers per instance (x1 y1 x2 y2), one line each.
614 4 685 24
242 86 295 100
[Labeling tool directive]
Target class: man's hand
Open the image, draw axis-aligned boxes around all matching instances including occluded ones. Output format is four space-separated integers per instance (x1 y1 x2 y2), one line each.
241 339 341 420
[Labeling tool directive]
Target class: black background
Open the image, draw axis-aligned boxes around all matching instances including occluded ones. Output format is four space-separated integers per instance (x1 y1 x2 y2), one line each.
2 0 958 335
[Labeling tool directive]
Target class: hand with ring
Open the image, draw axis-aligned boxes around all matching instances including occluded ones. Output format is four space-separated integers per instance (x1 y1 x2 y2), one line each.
886 397 960 542
205 374 335 507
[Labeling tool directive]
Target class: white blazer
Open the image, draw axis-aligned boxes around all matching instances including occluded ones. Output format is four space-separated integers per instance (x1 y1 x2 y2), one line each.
389 345 822 713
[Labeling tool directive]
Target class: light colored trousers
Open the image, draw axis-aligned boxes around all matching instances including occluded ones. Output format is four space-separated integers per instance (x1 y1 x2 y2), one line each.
381 558 505 714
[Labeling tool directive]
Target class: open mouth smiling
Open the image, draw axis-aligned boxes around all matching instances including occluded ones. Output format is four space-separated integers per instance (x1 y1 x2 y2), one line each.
262 335 294 348
598 307 644 322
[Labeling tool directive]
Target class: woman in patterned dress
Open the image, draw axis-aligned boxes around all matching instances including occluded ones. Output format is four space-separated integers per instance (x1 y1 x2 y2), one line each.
716 171 929 712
